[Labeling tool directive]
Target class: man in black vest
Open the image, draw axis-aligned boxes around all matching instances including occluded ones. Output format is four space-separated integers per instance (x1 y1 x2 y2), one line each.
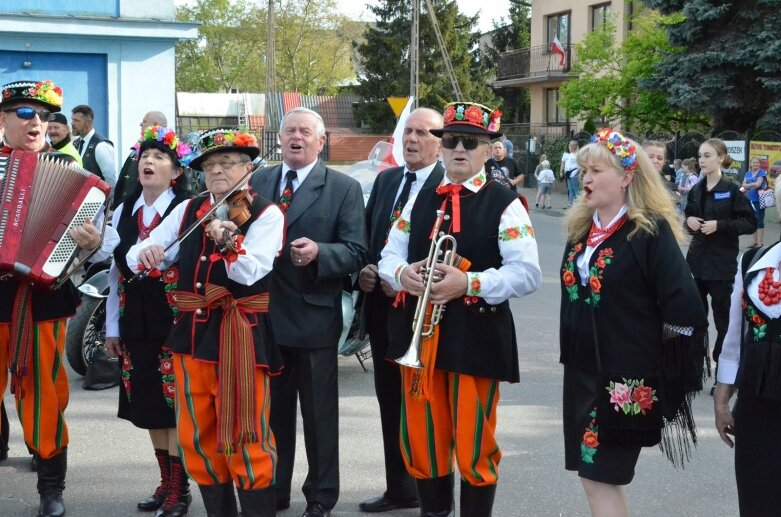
112 111 168 210
357 107 444 513
72 104 116 188
378 101 541 516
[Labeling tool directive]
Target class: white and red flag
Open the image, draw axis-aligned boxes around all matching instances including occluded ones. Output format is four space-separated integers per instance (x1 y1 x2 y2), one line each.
550 35 566 66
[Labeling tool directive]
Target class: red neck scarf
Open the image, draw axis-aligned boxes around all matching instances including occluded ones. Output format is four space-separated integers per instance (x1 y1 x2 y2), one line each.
435 183 463 235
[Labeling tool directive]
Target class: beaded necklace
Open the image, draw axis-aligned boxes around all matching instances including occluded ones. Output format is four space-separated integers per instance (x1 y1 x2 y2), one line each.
758 267 781 306
587 214 627 248
137 207 161 241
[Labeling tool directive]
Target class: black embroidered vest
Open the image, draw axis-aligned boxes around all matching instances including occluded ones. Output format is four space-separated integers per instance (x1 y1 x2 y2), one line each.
81 132 113 181
388 181 520 382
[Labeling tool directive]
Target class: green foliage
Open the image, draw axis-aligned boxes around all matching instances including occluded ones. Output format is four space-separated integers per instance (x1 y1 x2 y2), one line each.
641 0 781 132
175 0 360 94
353 0 497 132
487 0 531 124
558 11 707 133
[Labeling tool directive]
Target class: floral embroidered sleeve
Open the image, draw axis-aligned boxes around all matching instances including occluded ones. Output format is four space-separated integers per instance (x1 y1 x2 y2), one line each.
466 198 541 305
379 194 418 292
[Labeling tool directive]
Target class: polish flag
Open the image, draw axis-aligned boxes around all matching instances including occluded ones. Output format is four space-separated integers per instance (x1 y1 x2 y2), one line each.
550 35 566 66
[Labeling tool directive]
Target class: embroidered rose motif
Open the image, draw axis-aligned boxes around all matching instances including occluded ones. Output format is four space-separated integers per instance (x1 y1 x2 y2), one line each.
472 176 484 187
589 276 601 293
500 225 535 241
444 106 456 123
2 89 10 99
608 382 632 411
562 270 576 287
465 105 484 124
584 248 614 307
120 347 133 402
580 407 599 464
213 132 226 145
159 348 176 408
470 276 482 295
396 218 411 234
745 302 768 341
164 268 179 283
606 378 657 415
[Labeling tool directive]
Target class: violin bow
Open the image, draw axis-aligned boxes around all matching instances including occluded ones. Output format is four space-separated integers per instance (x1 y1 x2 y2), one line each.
128 143 278 283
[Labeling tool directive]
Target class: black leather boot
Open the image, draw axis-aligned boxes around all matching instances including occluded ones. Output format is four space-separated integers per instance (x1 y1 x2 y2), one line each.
0 401 9 462
416 474 454 517
138 449 170 511
155 456 192 517
237 485 275 517
36 448 66 517
459 480 496 517
199 483 238 517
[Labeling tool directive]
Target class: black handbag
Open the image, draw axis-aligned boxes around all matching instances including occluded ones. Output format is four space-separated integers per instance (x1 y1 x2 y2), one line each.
590 309 663 447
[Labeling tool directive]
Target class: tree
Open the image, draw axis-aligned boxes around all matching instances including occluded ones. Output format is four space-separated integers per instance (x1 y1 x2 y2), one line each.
642 0 781 132
485 0 531 124
353 0 497 132
558 10 707 133
175 0 361 94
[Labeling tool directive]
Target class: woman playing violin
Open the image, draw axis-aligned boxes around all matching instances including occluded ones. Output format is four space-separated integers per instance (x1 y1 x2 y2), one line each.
126 128 285 517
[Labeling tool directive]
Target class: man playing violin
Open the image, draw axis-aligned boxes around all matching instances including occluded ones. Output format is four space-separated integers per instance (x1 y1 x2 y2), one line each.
128 128 285 517
0 80 111 517
378 101 541 516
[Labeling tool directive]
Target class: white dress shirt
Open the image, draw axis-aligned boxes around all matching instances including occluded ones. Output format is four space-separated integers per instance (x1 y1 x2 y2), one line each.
391 161 438 206
123 195 285 336
78 128 117 188
279 159 318 197
718 242 781 384
378 169 541 305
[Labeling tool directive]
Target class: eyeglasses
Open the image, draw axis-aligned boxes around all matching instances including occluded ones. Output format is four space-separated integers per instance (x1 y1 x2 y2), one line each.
441 135 489 150
202 160 247 172
3 107 51 121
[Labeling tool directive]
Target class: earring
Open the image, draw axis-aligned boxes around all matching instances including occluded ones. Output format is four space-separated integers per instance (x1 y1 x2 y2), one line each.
170 179 177 187
621 186 627 193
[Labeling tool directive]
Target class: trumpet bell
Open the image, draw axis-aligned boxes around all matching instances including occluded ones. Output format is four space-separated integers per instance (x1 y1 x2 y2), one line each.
395 333 424 368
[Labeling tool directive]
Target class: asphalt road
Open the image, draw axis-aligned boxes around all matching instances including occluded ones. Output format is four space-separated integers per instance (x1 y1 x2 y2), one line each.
1 184 745 516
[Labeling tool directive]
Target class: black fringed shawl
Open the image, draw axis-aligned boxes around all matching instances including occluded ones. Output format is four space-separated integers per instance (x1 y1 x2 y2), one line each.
559 217 708 467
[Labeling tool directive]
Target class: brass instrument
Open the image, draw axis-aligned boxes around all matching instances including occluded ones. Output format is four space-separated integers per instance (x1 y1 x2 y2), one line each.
396 210 457 368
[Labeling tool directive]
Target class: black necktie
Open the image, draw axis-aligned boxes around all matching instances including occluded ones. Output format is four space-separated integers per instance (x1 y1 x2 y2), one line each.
75 138 84 154
279 170 297 212
387 171 416 234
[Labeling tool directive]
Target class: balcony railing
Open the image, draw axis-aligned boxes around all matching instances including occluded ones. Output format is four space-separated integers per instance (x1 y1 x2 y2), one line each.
496 44 574 83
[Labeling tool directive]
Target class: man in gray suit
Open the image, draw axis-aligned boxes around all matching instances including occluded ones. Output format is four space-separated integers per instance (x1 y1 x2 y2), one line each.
250 107 366 517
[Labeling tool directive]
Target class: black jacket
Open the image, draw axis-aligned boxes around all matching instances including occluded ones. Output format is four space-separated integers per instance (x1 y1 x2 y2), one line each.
684 175 756 281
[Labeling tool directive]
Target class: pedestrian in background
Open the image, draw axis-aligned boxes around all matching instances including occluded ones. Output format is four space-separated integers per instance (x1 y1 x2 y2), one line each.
714 178 781 516
742 157 768 248
685 138 757 391
561 140 580 208
677 158 699 212
536 159 555 209
560 128 707 517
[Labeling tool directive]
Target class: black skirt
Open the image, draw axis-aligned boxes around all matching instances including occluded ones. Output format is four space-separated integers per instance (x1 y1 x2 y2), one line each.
117 337 176 429
563 366 641 485
734 391 781 516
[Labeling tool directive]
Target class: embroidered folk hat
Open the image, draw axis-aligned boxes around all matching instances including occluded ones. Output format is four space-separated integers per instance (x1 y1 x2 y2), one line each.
430 101 502 138
0 80 63 112
189 128 260 171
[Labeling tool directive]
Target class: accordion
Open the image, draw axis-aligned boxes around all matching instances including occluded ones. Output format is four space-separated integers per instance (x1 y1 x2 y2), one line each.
0 150 110 289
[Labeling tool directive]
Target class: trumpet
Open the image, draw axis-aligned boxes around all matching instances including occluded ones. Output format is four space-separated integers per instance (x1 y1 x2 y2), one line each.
396 210 457 369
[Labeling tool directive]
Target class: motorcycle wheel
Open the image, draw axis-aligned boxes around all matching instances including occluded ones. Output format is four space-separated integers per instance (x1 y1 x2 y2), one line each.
66 297 106 376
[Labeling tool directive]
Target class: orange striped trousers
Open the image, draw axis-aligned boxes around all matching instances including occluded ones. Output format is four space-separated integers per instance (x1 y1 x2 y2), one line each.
0 320 69 459
173 353 276 489
400 368 501 486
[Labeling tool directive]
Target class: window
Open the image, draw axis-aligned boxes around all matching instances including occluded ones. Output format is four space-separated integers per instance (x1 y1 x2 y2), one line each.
546 88 566 124
546 12 570 48
592 3 612 31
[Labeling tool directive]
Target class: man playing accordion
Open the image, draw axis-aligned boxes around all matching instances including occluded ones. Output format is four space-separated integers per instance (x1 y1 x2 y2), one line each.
379 101 541 516
0 79 113 517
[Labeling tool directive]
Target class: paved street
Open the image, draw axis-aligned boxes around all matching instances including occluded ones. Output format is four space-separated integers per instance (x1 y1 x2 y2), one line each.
1 183 748 516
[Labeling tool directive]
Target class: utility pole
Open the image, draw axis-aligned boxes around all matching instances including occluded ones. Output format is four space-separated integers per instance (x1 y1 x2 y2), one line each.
265 0 277 131
410 0 419 108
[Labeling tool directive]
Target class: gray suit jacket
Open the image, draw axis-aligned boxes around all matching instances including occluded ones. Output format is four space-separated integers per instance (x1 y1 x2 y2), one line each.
250 159 367 348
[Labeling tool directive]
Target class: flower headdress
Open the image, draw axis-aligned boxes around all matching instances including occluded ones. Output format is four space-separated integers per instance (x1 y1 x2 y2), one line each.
134 125 195 167
590 128 638 172
0 80 64 112
431 101 503 138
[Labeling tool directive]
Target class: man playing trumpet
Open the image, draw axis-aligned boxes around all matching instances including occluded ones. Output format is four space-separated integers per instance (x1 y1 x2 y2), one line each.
379 101 541 516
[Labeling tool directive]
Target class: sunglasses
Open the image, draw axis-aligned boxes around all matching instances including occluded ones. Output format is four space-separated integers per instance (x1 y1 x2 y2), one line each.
441 135 489 150
3 107 52 121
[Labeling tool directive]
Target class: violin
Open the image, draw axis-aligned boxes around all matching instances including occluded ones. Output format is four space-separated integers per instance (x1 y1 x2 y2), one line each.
225 188 254 227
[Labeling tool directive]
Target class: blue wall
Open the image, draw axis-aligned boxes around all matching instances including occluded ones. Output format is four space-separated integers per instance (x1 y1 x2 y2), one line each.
0 50 108 136
0 1 118 17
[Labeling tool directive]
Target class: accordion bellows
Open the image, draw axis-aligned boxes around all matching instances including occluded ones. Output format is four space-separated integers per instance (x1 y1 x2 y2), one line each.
0 151 110 289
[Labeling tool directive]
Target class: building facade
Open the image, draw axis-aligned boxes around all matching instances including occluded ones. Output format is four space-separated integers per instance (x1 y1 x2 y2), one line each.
0 0 197 158
496 0 630 137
